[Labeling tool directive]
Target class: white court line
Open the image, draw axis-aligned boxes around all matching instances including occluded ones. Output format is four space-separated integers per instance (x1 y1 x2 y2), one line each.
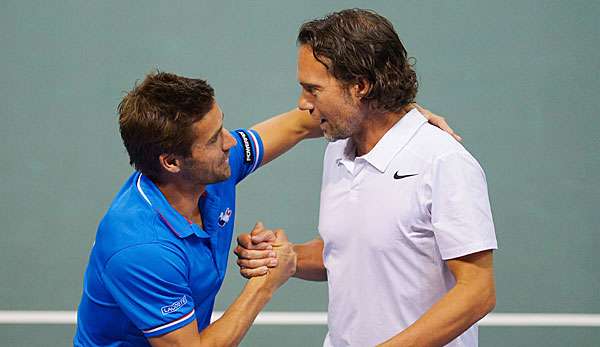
1 311 600 326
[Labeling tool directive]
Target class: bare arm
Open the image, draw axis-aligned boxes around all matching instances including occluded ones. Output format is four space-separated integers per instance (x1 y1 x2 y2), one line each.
150 232 296 347
149 278 273 347
377 250 496 347
251 108 321 166
293 238 326 281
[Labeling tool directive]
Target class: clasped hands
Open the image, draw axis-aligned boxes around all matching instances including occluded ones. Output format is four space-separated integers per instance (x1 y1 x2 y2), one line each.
234 222 296 284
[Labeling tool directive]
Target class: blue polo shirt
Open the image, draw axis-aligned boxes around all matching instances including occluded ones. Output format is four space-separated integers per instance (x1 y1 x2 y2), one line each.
74 129 264 346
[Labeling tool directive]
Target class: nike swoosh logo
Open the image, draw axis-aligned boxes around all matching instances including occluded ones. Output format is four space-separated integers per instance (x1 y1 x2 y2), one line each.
394 172 418 180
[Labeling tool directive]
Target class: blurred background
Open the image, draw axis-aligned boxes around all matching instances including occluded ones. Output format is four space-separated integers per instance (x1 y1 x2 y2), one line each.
1 1 599 346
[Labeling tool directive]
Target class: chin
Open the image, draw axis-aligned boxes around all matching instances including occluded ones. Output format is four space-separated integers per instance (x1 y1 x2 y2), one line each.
219 168 232 181
324 131 348 142
324 134 337 142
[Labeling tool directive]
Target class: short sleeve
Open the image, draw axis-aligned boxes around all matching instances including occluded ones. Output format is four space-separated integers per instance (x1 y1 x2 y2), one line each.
229 129 264 184
430 151 498 260
102 243 196 337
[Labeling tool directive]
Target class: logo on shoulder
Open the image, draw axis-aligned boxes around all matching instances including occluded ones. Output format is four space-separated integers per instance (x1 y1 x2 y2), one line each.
160 295 188 315
218 208 232 227
236 131 254 164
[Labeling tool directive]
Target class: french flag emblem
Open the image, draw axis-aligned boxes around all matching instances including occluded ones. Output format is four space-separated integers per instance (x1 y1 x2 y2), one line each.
218 208 232 227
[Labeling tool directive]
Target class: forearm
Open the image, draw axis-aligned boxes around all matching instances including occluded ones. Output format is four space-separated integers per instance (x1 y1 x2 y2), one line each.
251 108 321 165
197 277 274 346
378 252 496 347
293 238 327 281
270 108 321 139
380 282 494 346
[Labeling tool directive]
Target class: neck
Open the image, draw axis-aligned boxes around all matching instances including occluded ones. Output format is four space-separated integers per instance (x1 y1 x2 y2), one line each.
352 107 411 157
156 177 205 224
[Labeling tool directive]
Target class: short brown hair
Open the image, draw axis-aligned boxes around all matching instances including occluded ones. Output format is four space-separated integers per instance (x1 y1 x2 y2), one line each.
118 71 214 180
298 9 418 113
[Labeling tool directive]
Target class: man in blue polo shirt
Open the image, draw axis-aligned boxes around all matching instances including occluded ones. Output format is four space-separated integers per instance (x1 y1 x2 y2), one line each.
74 71 317 346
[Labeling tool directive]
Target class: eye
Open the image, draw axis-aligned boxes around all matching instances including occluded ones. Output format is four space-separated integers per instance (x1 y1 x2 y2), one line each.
305 86 318 96
209 133 220 144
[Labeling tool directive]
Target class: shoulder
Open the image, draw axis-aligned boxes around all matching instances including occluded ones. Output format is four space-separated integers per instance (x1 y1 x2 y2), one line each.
409 123 468 159
93 203 164 266
400 124 486 181
405 124 483 170
104 242 187 274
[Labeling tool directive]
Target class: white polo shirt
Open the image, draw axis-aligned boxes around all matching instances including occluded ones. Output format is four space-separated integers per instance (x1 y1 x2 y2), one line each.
319 108 497 347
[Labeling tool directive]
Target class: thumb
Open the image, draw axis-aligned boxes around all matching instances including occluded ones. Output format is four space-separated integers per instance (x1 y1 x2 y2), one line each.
272 229 288 246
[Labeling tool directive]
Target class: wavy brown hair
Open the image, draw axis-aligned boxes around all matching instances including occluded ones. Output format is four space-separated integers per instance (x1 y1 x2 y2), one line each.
298 9 418 113
118 71 214 181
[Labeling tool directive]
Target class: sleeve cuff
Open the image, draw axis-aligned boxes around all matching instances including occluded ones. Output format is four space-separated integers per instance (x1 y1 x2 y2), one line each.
440 241 498 260
246 129 263 173
142 309 196 337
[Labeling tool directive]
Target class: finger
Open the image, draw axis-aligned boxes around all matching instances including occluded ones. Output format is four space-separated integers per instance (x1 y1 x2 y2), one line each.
413 103 426 114
415 104 463 142
251 230 277 244
235 247 276 260
434 120 461 142
237 234 272 250
250 221 265 234
237 258 278 269
249 241 274 250
435 118 454 135
236 233 252 248
272 229 289 246
240 266 269 278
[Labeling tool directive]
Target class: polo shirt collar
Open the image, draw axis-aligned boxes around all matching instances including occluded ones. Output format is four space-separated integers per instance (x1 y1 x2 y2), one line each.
337 108 428 173
135 173 211 239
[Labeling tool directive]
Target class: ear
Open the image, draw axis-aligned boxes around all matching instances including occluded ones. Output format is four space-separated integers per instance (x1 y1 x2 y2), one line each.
158 153 182 174
351 79 372 100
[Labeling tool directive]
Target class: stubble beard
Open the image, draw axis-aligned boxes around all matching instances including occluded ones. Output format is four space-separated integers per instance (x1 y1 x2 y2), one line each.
323 110 365 142
181 156 231 186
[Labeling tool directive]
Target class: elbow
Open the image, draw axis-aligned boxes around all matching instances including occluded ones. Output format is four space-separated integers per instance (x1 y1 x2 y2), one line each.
477 284 496 318
484 290 496 314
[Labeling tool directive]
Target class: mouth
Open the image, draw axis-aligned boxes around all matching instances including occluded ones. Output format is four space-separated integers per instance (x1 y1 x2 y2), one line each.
320 118 327 124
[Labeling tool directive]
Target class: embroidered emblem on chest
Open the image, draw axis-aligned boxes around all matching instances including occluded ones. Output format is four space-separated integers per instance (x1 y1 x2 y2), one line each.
218 208 232 227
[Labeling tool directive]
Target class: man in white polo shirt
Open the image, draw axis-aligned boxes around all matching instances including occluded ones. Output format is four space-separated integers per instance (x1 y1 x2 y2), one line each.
236 9 497 347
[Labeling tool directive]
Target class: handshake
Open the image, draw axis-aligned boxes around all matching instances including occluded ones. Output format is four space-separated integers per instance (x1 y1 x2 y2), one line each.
234 222 297 289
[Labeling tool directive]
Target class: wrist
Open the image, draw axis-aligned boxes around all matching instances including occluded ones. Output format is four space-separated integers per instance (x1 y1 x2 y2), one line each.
291 243 300 278
246 276 275 300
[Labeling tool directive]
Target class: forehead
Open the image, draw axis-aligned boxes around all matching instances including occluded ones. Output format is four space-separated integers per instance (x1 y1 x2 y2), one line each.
297 45 333 84
192 101 222 137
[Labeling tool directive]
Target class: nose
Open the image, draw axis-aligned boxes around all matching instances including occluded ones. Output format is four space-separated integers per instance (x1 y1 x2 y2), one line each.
222 128 236 151
297 94 314 113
